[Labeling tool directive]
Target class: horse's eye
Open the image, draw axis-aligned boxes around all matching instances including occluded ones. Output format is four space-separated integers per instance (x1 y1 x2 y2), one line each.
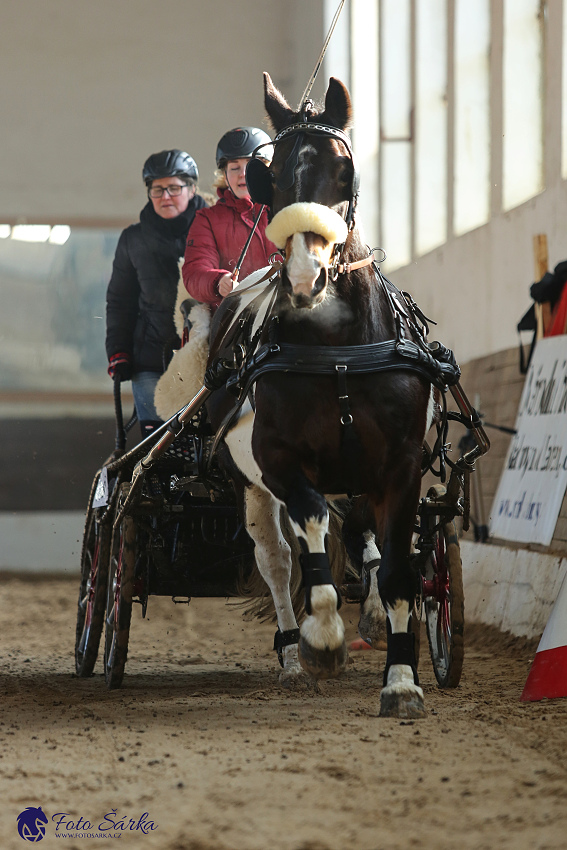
337 163 351 186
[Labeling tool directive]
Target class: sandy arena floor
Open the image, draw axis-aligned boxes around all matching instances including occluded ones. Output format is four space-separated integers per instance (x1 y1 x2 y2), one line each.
0 576 566 850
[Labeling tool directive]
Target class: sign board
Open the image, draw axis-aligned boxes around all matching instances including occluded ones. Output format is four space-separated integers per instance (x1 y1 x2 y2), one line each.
490 336 567 546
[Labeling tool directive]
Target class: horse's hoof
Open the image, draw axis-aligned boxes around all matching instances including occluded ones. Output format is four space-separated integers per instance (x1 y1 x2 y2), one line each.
278 663 310 688
358 612 387 646
298 635 348 680
379 684 427 719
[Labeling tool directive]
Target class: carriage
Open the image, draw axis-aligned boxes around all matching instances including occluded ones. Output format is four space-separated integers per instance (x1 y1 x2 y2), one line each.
75 73 490 715
75 283 488 694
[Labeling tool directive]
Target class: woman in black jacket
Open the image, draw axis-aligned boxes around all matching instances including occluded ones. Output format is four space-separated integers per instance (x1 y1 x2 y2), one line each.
105 149 207 436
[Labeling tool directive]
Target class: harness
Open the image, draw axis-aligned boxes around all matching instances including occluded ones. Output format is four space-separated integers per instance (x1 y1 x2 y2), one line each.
203 262 461 463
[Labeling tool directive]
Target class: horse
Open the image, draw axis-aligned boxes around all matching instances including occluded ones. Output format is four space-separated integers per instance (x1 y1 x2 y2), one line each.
205 73 436 718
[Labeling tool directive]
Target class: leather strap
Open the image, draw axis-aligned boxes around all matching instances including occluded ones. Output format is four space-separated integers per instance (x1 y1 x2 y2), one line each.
300 552 343 615
336 254 375 275
383 627 419 686
273 627 301 668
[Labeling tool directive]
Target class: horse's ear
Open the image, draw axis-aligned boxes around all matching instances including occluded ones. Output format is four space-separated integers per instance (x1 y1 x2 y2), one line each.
263 72 294 132
320 77 353 131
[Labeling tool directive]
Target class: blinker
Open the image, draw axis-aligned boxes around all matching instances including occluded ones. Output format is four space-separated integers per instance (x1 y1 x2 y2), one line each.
245 157 273 207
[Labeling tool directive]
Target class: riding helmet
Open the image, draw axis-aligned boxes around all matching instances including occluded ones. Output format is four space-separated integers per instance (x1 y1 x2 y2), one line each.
216 127 272 168
142 150 198 185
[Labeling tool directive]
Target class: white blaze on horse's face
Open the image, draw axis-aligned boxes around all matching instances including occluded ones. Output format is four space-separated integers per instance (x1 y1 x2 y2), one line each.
285 232 334 308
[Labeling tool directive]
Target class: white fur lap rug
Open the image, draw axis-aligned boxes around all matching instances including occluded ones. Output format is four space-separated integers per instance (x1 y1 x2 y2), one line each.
154 301 211 420
154 265 275 421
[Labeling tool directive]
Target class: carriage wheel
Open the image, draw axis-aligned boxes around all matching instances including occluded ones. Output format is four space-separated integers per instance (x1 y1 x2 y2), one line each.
75 472 112 677
422 519 464 688
411 604 421 669
104 483 136 689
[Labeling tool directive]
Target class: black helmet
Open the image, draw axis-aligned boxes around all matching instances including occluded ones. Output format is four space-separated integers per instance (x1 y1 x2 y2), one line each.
142 149 198 185
216 127 272 168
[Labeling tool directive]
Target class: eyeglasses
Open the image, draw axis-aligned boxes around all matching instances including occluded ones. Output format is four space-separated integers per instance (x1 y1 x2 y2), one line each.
148 184 187 198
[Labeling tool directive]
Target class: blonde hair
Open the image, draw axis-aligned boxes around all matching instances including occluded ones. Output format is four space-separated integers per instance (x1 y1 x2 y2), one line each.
212 169 228 191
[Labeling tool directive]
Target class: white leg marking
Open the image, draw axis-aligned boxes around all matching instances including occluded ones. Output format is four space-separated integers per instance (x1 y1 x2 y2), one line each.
300 585 345 650
362 530 380 565
224 401 264 488
244 486 297 635
384 599 423 696
289 513 328 552
290 514 344 652
358 531 386 643
225 405 304 679
387 598 411 634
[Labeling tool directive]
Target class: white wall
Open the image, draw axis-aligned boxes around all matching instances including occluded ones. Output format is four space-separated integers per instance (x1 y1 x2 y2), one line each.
0 0 326 224
350 0 567 364
389 183 567 364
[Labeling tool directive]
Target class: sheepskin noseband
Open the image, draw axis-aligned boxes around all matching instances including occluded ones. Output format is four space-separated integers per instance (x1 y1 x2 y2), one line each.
265 202 348 250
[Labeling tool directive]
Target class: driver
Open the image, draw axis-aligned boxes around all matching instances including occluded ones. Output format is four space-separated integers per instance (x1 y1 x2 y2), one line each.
106 150 207 437
182 126 276 305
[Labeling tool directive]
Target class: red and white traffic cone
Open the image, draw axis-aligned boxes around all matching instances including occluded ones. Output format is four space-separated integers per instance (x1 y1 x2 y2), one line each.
521 571 567 702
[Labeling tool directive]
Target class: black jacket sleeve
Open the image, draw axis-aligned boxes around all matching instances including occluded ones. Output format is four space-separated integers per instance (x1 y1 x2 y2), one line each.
105 228 140 360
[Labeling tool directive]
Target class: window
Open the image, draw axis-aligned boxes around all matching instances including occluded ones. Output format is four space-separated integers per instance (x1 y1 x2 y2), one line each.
350 0 379 243
454 0 490 234
415 0 448 255
379 0 412 269
0 228 119 391
563 0 567 178
502 0 544 209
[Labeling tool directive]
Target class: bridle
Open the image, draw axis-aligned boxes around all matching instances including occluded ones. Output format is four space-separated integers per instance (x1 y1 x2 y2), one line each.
245 111 377 277
271 120 360 230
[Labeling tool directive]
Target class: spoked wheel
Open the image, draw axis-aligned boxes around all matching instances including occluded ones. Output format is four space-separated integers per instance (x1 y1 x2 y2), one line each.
411 604 421 669
104 483 136 689
421 518 464 687
75 472 112 677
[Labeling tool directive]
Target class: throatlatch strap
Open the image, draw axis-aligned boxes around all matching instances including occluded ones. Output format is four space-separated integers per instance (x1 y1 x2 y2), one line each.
300 552 342 615
383 629 419 687
273 628 301 668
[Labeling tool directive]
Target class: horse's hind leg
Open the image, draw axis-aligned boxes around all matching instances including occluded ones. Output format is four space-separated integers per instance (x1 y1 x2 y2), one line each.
358 532 387 646
341 500 386 647
244 485 304 684
286 482 348 680
375 483 426 719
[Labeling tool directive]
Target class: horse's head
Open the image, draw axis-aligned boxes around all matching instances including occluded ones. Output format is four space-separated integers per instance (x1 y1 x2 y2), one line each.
247 73 358 309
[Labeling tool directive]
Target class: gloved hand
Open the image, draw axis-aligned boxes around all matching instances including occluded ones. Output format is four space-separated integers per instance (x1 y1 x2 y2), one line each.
107 352 132 381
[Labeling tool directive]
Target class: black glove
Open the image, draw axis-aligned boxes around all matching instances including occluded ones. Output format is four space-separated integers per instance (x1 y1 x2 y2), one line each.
107 352 132 381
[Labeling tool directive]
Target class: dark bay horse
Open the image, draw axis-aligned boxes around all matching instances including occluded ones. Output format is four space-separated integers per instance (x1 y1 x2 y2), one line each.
206 73 435 718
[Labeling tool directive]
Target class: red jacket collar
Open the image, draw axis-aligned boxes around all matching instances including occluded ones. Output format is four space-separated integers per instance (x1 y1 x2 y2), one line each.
216 186 260 215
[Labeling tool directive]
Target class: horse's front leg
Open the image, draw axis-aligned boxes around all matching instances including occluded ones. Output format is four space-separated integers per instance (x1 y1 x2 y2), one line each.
244 485 304 684
376 489 426 719
287 483 348 680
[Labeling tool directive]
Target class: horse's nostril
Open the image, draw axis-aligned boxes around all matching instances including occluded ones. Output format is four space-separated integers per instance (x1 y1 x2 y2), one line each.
313 266 328 295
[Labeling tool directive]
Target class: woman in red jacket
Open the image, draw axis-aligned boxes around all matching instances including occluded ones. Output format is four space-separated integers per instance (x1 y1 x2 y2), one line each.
182 127 276 304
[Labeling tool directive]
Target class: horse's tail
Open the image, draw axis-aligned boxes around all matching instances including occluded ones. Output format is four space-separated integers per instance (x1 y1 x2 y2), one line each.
236 500 351 623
